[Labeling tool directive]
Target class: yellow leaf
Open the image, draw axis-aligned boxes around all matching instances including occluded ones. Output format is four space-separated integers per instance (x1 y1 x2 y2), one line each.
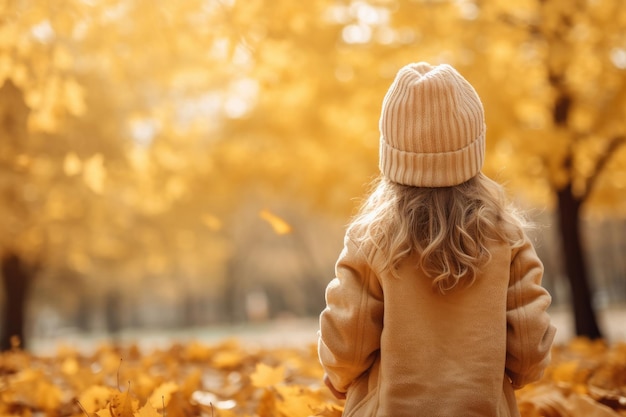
212 349 243 369
201 213 222 231
9 63 28 86
109 390 137 417
64 77 86 116
250 363 285 388
259 210 292 235
274 385 315 417
209 339 244 369
63 152 82 176
53 45 73 70
184 342 213 362
310 404 344 417
61 356 79 375
165 392 197 417
180 369 202 399
551 360 579 383
164 176 186 201
79 385 114 413
28 107 58 133
148 382 179 409
254 387 274 416
97 408 113 417
135 404 162 417
83 153 106 193
5 369 63 411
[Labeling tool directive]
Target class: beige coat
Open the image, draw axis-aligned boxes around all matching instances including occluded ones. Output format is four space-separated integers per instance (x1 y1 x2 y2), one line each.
318 227 556 417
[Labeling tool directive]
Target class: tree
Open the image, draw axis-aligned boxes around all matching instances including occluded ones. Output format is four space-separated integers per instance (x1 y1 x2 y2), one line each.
530 0 624 339
465 0 626 338
0 0 235 348
0 79 40 350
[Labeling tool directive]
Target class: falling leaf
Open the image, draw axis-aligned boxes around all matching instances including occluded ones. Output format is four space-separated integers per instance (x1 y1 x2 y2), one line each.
259 210 292 235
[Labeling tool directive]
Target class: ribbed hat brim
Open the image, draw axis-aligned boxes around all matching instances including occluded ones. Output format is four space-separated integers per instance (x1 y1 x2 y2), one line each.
379 128 485 187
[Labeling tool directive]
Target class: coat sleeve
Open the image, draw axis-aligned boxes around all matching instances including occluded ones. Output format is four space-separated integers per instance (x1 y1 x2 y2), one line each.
505 234 556 389
317 234 384 394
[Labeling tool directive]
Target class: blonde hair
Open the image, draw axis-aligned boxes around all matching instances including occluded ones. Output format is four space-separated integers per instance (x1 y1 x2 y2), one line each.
350 173 528 294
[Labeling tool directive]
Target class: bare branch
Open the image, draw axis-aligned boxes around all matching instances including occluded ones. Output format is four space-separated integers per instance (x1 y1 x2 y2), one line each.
583 135 626 201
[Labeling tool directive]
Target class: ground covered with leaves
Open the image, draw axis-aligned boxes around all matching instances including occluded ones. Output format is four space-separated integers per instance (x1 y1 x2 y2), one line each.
1 337 625 417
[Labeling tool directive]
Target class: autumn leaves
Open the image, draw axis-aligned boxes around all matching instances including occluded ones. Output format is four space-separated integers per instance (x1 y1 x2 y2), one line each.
2 338 626 417
0 339 341 417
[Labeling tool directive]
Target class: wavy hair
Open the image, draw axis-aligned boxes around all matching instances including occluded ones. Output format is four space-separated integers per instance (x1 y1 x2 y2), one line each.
350 173 529 294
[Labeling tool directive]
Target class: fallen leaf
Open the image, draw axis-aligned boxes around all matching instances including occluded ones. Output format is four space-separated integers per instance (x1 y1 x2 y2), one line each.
148 382 179 408
79 385 115 412
109 390 137 417
250 363 285 388
135 403 162 417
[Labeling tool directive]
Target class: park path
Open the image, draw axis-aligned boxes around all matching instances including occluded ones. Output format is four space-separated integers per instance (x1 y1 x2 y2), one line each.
549 305 626 344
29 305 626 355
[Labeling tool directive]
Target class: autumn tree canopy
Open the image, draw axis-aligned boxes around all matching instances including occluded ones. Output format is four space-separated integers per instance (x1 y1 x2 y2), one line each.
1 0 625 347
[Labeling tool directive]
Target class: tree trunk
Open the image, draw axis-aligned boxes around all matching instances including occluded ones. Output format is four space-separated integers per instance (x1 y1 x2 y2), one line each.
1 253 33 350
223 257 244 323
556 185 603 339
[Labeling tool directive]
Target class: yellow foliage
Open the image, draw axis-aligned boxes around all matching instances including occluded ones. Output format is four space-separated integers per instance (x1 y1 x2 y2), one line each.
0 338 625 417
82 153 107 194
201 213 223 231
0 10 625 412
63 77 86 116
1 0 624 281
63 152 82 176
1 368 63 411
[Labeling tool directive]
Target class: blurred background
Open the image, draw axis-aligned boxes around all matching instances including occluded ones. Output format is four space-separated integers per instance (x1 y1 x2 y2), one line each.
0 0 625 352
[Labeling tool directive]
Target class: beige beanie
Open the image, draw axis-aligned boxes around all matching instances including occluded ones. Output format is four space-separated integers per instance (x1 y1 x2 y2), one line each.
379 62 486 187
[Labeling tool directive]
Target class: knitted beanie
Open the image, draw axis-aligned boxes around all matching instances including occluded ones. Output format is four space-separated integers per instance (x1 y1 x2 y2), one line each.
379 62 486 187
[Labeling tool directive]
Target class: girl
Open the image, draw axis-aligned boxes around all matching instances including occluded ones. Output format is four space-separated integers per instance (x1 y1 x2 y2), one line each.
318 62 556 417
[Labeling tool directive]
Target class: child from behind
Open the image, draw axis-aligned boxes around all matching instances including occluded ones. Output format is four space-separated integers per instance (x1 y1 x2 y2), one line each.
318 62 556 417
